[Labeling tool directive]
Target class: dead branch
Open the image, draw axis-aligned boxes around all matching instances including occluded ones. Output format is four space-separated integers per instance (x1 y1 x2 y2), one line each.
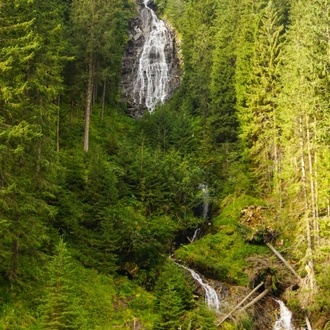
239 289 270 312
217 281 264 326
266 242 301 281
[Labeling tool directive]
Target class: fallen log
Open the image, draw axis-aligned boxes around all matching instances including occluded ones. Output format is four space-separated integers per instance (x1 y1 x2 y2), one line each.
239 288 270 312
266 243 314 328
266 242 301 281
217 281 264 326
305 310 313 330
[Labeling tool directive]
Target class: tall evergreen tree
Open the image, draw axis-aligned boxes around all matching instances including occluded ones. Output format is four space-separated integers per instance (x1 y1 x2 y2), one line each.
0 0 66 281
40 240 83 329
278 0 330 308
239 0 285 200
154 262 193 330
234 0 264 114
180 0 218 137
210 0 239 144
70 0 132 151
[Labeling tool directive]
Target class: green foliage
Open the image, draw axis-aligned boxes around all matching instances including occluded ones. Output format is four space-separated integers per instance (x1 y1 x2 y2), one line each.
39 240 83 329
153 262 194 329
175 195 268 285
2 0 330 326
182 302 217 330
0 0 66 282
239 0 285 196
210 0 239 144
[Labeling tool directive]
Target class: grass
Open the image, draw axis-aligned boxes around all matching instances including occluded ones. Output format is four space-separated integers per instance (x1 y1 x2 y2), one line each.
175 195 269 285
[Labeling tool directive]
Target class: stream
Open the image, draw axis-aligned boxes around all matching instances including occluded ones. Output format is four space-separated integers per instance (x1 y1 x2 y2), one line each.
273 300 294 330
175 262 221 314
126 0 299 327
132 0 173 111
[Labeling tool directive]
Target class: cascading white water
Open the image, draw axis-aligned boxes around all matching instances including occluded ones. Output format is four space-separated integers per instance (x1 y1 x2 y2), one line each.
191 228 200 242
176 263 221 313
132 0 173 111
199 184 210 219
273 300 294 330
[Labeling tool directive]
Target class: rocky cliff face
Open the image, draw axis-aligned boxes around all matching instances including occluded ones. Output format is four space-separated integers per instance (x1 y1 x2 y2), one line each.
121 0 181 118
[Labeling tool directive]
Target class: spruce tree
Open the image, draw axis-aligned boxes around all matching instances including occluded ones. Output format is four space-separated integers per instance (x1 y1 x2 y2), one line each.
278 0 330 308
40 240 83 329
210 0 239 144
234 0 264 114
154 262 193 330
0 0 66 281
70 0 132 151
239 0 285 199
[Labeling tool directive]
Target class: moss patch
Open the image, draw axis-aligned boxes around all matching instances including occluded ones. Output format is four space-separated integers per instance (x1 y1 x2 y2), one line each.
175 195 269 285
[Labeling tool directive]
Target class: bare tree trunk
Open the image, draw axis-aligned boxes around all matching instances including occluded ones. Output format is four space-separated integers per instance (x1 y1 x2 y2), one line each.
299 115 317 296
92 76 98 109
306 115 318 244
266 242 301 280
84 52 94 152
304 310 313 330
299 116 311 248
9 218 20 281
101 79 106 121
239 289 270 312
56 95 60 153
217 282 265 326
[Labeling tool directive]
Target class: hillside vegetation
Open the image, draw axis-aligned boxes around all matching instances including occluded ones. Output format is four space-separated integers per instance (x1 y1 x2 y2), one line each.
1 0 330 328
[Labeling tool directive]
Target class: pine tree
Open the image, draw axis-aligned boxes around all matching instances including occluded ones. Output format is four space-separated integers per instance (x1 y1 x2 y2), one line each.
239 0 285 200
154 262 193 330
278 0 330 307
180 0 218 137
234 0 264 114
0 0 67 281
40 240 82 329
210 0 239 144
70 0 132 151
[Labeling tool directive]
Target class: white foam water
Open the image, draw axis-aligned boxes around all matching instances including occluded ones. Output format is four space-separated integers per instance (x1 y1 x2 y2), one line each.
132 0 173 111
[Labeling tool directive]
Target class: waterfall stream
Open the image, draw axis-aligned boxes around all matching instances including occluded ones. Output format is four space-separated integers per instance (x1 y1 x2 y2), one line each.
199 184 210 220
273 300 294 330
132 0 173 111
191 228 200 242
176 263 221 313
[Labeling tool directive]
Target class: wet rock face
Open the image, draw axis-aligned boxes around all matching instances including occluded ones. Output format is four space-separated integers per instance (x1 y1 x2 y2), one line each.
121 0 181 118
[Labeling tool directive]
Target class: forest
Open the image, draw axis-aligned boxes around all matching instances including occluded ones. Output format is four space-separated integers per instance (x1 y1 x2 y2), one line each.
1 0 330 328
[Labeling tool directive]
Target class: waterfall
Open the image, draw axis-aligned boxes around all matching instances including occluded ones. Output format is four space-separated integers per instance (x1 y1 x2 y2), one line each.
176 263 221 313
191 228 200 242
132 0 173 112
199 184 210 220
273 300 294 330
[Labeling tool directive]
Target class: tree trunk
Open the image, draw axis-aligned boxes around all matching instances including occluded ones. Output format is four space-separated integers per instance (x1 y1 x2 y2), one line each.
101 79 106 121
84 52 94 152
56 95 60 152
266 242 301 280
299 115 316 296
299 115 311 248
239 289 270 312
92 75 98 109
217 281 264 326
306 114 318 244
9 218 20 281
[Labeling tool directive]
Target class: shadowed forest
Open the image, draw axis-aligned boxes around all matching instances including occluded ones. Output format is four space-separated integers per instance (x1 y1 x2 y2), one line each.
1 0 330 328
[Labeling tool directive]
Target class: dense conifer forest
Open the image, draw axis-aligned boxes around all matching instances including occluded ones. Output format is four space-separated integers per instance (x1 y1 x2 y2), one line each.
1 0 330 328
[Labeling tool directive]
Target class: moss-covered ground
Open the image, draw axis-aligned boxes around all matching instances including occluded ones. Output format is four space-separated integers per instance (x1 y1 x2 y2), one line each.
175 195 270 285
